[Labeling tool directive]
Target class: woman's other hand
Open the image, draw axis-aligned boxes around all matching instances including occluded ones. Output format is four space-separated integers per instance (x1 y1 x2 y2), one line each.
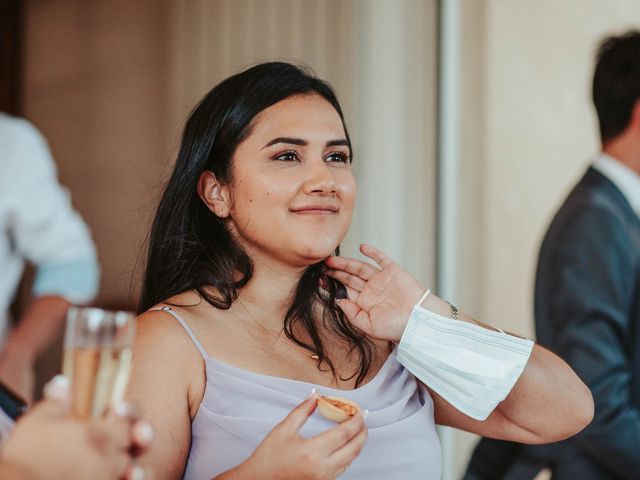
0 375 153 480
324 244 425 342
225 393 367 480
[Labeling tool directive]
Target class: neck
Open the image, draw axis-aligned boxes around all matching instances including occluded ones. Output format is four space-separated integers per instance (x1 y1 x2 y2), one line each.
603 131 640 175
236 253 312 332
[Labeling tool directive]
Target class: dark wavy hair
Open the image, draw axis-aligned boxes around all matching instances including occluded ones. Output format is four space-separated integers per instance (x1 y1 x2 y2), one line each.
140 62 373 386
593 30 640 143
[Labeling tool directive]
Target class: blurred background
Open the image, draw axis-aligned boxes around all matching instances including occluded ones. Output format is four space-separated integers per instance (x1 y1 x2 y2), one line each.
2 0 639 478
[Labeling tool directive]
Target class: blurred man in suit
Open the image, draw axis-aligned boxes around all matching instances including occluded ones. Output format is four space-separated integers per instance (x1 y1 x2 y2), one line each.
464 30 640 479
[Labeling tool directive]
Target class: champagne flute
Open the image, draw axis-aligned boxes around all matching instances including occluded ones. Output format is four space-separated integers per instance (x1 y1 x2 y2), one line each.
62 307 135 419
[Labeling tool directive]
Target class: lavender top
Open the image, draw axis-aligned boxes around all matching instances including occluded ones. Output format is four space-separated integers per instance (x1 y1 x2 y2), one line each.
156 307 442 480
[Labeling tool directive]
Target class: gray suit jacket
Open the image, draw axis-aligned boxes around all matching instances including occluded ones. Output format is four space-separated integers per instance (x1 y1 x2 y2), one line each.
465 167 640 479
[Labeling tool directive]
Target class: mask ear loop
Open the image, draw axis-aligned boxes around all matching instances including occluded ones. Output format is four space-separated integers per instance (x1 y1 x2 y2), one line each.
415 288 507 335
415 289 431 308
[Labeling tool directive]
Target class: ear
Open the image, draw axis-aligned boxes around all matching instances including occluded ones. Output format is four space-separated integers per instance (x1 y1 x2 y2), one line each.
197 171 231 218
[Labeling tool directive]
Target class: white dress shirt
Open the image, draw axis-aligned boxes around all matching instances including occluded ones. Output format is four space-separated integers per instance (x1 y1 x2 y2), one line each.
0 113 99 346
593 153 640 219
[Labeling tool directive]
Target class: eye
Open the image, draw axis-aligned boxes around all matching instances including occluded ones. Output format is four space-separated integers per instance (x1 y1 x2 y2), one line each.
325 151 351 163
273 150 300 162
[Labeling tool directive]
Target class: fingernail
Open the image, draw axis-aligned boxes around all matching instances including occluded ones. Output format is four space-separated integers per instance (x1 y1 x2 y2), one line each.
44 374 70 400
113 401 132 418
48 374 70 389
134 421 154 444
363 409 370 419
306 387 317 399
129 464 145 480
335 299 342 306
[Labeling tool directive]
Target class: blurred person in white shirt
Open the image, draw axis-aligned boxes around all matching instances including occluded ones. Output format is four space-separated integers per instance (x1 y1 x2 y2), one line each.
0 112 99 402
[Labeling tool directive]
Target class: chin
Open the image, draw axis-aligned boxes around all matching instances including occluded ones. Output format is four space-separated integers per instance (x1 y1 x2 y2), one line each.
295 242 340 265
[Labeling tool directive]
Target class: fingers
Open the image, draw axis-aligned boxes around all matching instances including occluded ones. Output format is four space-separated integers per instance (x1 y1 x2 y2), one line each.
104 452 139 480
42 374 71 409
359 244 394 268
328 423 368 476
343 285 359 302
325 269 367 293
277 393 318 435
335 300 372 335
307 411 366 456
107 403 154 457
123 462 147 480
93 404 151 479
29 375 72 418
111 401 142 422
130 420 154 451
94 432 135 480
325 255 380 280
26 396 68 420
335 299 361 323
88 417 131 453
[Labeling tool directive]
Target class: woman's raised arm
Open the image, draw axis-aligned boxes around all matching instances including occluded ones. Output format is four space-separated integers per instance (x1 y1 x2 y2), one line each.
324 243 594 444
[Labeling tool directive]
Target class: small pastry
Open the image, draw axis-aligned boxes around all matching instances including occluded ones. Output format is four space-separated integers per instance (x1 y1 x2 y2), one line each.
317 395 361 423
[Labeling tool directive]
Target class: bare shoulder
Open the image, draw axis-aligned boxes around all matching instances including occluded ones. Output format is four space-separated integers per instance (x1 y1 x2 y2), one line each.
135 290 208 348
135 308 192 359
131 291 210 395
129 292 207 478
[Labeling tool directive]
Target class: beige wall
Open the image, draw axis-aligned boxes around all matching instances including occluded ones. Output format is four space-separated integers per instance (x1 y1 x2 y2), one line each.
480 0 640 337
453 1 640 477
23 0 175 309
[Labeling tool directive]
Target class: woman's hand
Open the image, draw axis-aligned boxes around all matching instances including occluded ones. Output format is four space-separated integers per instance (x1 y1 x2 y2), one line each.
0 375 153 480
324 244 425 343
223 394 367 480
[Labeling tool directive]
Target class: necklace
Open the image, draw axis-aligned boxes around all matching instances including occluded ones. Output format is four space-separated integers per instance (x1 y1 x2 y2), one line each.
237 298 320 361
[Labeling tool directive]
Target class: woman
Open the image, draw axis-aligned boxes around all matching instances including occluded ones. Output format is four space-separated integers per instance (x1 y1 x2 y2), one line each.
128 62 593 479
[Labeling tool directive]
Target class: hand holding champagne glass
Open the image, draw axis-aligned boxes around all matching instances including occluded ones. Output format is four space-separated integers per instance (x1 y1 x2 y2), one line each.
63 308 135 419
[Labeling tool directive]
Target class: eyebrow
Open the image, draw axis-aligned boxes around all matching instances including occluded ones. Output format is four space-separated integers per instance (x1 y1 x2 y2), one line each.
262 137 350 149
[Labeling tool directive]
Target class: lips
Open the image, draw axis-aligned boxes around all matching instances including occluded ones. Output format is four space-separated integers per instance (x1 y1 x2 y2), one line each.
290 204 339 214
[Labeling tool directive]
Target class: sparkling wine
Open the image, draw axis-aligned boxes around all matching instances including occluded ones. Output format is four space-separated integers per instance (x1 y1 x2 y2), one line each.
63 346 132 419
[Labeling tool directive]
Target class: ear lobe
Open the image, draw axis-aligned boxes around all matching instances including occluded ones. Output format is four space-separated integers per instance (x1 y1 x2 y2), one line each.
197 171 230 218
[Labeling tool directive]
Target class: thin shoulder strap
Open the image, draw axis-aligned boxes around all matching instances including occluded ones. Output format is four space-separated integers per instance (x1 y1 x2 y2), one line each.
149 306 209 359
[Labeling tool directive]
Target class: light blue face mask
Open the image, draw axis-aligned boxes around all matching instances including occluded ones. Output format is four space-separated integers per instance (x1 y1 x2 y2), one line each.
397 291 534 421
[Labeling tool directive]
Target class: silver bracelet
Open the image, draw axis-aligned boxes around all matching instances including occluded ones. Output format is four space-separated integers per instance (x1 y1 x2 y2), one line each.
446 300 460 320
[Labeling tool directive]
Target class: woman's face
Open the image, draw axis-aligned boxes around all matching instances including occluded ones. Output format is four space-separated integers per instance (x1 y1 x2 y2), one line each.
215 93 356 268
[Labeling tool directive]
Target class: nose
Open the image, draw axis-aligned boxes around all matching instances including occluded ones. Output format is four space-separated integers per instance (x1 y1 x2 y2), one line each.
303 159 337 196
